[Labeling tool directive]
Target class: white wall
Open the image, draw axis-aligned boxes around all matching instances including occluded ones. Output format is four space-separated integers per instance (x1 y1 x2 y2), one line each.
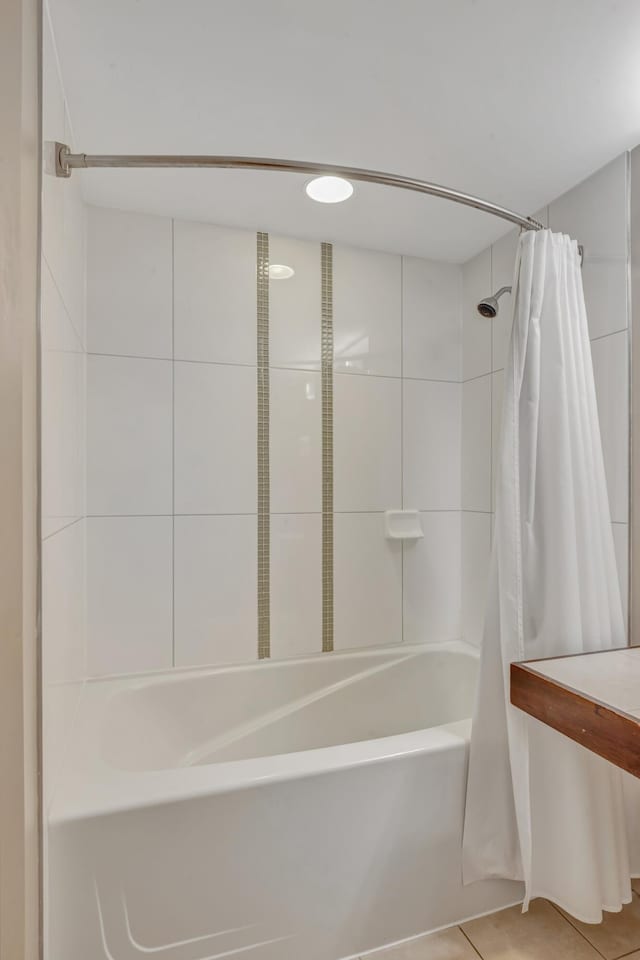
84 209 465 675
461 153 630 644
41 6 87 808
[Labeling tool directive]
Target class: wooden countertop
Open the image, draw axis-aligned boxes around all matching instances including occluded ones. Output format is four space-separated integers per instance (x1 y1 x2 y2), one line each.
511 647 640 778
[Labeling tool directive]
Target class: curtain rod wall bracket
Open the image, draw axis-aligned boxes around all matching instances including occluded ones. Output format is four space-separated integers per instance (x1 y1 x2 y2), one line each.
52 142 547 233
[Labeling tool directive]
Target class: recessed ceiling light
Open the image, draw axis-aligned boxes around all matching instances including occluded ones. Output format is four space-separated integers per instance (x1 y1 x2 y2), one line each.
268 264 295 280
305 176 354 204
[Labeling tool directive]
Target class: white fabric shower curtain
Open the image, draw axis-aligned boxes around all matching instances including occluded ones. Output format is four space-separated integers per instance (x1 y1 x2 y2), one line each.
462 229 633 922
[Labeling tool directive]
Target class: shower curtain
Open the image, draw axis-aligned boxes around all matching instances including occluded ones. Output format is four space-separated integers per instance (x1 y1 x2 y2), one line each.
462 229 633 922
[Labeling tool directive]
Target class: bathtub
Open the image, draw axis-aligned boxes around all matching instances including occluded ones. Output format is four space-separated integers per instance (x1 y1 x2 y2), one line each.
48 640 522 960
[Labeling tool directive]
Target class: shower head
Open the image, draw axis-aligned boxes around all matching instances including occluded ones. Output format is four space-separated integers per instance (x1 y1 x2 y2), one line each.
477 286 512 318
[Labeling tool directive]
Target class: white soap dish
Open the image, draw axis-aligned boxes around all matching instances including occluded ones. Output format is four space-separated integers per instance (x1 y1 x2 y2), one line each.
385 510 423 540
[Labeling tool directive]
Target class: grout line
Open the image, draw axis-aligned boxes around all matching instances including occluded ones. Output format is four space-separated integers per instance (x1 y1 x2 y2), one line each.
589 327 630 344
547 902 609 960
462 369 494 385
85 350 467 385
171 217 176 668
85 509 466 518
489 245 494 549
41 515 83 540
400 255 405 644
458 925 484 959
616 948 640 960
42 250 85 352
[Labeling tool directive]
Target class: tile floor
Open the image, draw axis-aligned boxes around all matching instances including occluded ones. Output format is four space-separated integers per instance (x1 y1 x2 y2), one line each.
361 883 640 959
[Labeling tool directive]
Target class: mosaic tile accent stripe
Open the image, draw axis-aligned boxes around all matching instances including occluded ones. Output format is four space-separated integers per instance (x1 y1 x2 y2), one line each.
257 231 270 658
321 242 334 652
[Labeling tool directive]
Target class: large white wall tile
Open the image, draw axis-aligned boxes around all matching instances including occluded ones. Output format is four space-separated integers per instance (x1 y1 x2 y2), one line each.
42 520 85 686
174 361 256 514
41 265 85 537
462 374 492 513
174 220 256 364
42 10 65 146
548 155 628 260
402 258 462 381
271 514 322 659
174 515 256 666
591 330 629 523
581 259 629 340
333 246 401 376
41 14 65 305
87 206 172 358
334 513 402 649
270 369 321 513
612 523 629 630
462 248 492 380
87 355 172 515
491 228 518 372
403 512 461 644
60 124 87 346
334 374 401 512
403 379 461 511
43 138 86 350
461 512 491 647
269 235 321 370
491 369 505 514
87 517 173 675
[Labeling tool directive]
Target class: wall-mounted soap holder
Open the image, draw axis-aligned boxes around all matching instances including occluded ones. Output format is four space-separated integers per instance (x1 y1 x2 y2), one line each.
385 510 423 540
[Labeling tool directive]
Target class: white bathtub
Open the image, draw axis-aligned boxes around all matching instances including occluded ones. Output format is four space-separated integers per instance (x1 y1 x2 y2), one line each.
48 641 522 960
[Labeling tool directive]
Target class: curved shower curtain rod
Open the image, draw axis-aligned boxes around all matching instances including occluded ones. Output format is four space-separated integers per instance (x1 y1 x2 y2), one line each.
54 141 545 233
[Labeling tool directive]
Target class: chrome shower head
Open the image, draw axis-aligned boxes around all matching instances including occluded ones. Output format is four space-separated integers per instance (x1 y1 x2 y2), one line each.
477 285 512 318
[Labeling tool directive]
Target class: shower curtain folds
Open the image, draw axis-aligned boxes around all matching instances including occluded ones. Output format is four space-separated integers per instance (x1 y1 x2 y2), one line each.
462 229 633 922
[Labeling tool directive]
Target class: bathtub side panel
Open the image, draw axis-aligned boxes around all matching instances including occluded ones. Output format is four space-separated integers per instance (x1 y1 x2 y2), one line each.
48 744 522 960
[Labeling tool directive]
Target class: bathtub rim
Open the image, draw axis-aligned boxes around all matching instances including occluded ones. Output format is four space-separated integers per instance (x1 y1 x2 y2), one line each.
50 639 478 826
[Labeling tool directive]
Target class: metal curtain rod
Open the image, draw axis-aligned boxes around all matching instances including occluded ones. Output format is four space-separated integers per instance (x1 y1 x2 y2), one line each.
54 142 545 233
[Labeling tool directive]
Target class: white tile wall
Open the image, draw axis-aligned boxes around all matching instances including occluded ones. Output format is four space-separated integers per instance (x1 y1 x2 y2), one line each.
591 330 629 524
612 523 629 625
461 154 631 647
580 259 629 341
174 515 257 666
334 373 402 512
462 248 492 381
173 220 256 365
87 206 172 358
270 514 322 659
491 370 504 514
333 246 402 376
41 263 85 538
403 512 462 644
462 374 492 514
87 517 173 675
269 235 321 370
403 379 461 511
490 228 518 373
334 513 402 649
87 355 173 516
402 258 462 381
174 361 256 515
270 369 321 514
83 212 470 672
548 155 628 260
41 6 87 810
461 512 491 647
42 519 85 689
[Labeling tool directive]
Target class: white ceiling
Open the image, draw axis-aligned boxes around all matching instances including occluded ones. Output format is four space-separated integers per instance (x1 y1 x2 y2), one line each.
48 0 640 262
